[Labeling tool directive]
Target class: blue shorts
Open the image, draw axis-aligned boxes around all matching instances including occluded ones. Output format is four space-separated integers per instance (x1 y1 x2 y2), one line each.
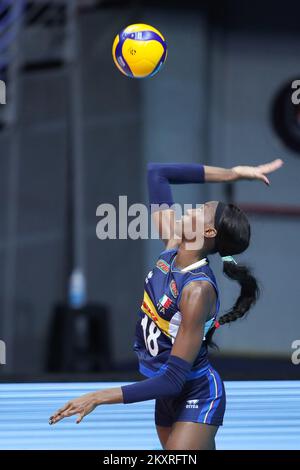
155 367 226 427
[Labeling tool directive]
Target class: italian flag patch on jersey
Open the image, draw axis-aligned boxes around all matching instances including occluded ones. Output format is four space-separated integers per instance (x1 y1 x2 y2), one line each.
159 294 172 309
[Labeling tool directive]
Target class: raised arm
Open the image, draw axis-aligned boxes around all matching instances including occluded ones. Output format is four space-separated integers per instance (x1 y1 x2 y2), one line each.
147 162 205 249
148 159 283 248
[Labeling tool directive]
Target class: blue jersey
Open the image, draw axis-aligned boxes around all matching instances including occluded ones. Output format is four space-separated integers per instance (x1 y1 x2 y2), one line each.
133 248 220 380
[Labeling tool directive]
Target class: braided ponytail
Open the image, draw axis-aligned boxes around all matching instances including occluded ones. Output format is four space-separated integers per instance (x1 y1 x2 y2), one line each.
219 261 259 325
205 202 260 347
206 261 259 346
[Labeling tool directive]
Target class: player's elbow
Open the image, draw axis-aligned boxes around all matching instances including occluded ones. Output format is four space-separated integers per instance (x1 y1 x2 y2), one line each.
147 162 159 172
162 368 187 397
147 162 158 178
147 163 165 188
159 380 184 399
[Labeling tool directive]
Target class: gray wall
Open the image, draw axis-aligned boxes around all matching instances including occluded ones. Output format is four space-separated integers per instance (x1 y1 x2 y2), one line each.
209 27 300 355
0 9 144 374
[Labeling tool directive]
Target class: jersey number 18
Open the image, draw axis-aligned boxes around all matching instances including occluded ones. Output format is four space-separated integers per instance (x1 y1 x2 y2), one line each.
141 315 161 357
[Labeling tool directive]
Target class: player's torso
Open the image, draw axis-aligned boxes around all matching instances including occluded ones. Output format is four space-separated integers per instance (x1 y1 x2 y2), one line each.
134 248 219 378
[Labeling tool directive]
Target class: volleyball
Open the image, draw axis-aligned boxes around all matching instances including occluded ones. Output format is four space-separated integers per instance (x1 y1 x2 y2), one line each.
112 23 167 79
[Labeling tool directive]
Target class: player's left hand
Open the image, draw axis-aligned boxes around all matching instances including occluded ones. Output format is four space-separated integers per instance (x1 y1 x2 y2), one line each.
49 392 98 425
232 158 284 185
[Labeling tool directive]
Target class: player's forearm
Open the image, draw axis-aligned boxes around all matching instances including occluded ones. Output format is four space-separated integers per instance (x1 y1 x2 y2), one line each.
94 355 192 405
147 162 205 208
121 355 191 404
203 165 239 183
93 386 124 405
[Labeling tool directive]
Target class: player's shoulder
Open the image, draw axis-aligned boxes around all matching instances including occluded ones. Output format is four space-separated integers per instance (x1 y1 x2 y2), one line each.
180 262 219 297
181 277 216 300
156 246 178 263
152 247 177 276
178 267 219 314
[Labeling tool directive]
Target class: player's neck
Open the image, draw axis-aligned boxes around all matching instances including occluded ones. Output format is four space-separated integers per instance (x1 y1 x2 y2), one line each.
175 244 207 270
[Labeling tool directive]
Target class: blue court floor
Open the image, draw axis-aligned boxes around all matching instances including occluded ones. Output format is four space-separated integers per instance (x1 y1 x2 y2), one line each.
0 381 299 450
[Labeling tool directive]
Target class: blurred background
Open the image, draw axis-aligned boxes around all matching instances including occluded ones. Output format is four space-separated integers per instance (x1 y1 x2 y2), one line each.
0 0 300 382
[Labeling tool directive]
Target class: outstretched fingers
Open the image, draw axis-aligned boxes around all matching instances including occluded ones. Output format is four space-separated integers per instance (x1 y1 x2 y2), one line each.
76 411 86 424
257 158 284 174
49 402 75 425
256 172 270 185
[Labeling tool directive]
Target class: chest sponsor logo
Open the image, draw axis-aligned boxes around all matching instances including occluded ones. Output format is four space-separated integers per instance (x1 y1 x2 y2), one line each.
186 399 199 409
169 280 178 298
142 299 158 322
156 259 170 274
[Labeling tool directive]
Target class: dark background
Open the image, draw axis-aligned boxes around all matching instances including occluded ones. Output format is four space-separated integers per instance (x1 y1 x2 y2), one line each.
0 0 299 381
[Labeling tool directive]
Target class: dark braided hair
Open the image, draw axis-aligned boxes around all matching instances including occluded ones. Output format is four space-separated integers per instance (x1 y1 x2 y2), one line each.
206 203 260 346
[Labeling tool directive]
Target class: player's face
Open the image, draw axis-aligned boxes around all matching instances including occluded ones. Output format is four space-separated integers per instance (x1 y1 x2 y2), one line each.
181 201 218 247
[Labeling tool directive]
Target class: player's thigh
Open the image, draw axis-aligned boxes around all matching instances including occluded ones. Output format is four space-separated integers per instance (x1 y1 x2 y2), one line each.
156 424 172 449
165 421 218 450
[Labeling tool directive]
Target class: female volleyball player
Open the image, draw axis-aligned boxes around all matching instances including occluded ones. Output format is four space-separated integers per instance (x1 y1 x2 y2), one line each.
49 158 283 450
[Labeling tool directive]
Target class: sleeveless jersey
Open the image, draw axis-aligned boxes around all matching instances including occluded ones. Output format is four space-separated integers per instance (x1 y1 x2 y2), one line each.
133 248 220 380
